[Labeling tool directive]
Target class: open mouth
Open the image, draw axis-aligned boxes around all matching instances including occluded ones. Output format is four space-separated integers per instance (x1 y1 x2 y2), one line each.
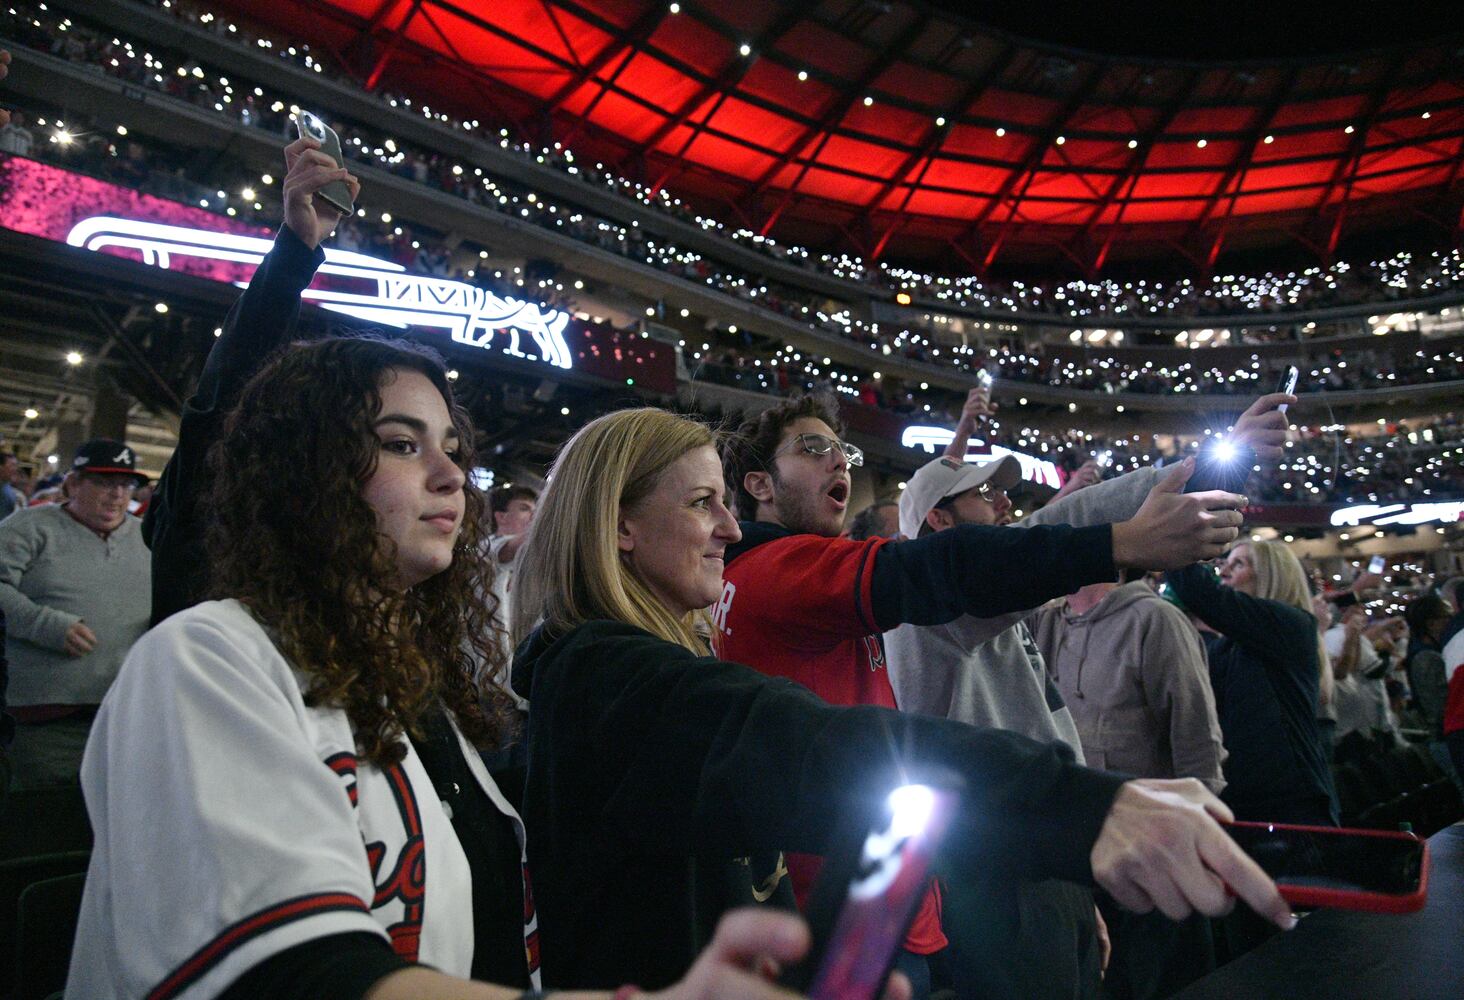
826 481 849 508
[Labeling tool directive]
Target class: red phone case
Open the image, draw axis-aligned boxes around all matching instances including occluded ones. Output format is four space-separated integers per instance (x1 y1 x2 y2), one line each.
1225 820 1429 914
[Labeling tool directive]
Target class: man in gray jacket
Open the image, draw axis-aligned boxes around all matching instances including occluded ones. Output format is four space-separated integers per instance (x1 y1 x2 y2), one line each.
0 440 151 789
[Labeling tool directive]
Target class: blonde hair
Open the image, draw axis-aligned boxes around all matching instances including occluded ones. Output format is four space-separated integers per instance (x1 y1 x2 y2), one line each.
1237 540 1334 708
513 408 716 655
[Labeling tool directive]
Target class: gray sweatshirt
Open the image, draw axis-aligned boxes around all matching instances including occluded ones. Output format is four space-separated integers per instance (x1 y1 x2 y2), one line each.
884 465 1162 755
0 504 152 705
1030 582 1226 792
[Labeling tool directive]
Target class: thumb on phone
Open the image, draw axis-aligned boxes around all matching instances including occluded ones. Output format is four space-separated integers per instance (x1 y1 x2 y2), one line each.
1155 456 1195 494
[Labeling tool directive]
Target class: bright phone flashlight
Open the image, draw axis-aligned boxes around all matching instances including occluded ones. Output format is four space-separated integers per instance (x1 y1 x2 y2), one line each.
1212 438 1238 464
887 784 936 840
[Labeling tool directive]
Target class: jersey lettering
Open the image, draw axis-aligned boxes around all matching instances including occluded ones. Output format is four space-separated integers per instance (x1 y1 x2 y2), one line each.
862 634 887 673
711 581 736 637
364 762 427 961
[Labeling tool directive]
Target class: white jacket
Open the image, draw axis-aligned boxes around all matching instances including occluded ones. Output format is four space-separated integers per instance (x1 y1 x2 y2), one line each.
67 599 539 999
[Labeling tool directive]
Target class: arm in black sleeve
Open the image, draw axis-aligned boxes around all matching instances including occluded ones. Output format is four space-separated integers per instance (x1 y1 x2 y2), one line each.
1165 563 1313 668
144 226 325 623
218 932 409 1000
869 522 1116 631
530 623 1127 886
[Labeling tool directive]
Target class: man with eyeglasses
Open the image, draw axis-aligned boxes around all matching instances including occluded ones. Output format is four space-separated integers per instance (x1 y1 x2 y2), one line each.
0 439 152 789
715 393 1274 998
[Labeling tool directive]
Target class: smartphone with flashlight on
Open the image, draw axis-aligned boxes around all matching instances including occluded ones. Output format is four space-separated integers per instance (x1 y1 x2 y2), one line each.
294 111 355 215
783 781 961 1000
1277 365 1299 413
1368 555 1387 575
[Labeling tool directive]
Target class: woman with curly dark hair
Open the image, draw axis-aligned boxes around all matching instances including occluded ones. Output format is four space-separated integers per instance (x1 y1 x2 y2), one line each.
66 337 829 1000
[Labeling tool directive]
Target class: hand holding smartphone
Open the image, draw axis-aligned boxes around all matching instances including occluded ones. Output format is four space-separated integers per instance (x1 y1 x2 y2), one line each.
294 111 355 215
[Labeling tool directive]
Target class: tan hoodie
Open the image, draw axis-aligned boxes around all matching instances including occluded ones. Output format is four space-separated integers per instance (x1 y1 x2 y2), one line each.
1029 582 1226 793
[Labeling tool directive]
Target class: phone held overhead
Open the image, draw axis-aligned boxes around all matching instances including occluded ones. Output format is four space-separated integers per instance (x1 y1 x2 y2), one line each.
294 111 355 215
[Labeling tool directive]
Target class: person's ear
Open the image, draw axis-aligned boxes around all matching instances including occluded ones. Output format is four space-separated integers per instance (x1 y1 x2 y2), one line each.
925 507 952 533
617 513 636 554
744 470 774 504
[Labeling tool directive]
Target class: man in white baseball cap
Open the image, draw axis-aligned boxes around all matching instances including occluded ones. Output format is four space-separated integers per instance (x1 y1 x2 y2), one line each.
897 454 1023 538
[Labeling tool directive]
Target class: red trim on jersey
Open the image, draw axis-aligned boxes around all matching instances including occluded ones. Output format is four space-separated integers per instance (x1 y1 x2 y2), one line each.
325 751 359 807
376 762 427 961
146 892 370 1000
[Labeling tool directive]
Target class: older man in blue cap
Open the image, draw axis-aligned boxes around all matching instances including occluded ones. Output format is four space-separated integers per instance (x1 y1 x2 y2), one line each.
0 439 151 789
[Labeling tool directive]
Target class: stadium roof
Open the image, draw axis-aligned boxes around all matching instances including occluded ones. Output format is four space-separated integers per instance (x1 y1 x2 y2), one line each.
217 0 1464 274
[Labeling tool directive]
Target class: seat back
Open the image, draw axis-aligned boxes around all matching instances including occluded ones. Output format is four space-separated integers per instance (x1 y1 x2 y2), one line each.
14 871 87 1000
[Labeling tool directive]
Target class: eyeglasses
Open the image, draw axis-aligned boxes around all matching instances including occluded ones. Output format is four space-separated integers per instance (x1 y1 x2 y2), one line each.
939 480 1006 508
775 433 864 468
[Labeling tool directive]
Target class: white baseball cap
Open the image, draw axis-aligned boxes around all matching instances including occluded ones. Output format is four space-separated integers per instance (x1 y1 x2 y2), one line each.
898 454 1022 539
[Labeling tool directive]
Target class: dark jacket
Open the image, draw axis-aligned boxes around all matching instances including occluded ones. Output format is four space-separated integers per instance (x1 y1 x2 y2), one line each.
144 227 325 624
1166 564 1338 825
512 618 1126 990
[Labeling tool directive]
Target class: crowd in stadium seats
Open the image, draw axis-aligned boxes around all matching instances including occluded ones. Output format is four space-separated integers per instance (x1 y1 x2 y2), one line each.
3 25 1464 1000
6 99 1463 510
7 0 1464 360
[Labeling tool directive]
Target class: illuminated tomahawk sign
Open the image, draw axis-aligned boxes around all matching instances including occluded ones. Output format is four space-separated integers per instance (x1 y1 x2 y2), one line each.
66 217 574 369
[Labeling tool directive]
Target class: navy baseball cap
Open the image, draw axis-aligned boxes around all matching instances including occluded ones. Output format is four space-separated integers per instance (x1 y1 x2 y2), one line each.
71 439 148 486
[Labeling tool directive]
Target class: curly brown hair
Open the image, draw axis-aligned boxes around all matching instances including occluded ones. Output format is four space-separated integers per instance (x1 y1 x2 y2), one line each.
203 336 514 766
719 394 843 520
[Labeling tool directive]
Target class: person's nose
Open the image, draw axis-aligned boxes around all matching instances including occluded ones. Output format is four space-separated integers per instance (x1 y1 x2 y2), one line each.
713 499 742 544
428 447 466 494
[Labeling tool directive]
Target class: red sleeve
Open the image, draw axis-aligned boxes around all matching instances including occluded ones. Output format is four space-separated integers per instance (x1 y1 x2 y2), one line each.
722 535 887 651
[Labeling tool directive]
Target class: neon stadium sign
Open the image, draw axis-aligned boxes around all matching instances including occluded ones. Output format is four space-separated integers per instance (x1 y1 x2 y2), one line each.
901 426 1062 488
1330 502 1464 527
65 217 573 369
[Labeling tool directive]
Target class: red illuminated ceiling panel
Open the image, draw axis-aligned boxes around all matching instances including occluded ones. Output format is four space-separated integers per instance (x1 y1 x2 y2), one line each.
215 0 1464 272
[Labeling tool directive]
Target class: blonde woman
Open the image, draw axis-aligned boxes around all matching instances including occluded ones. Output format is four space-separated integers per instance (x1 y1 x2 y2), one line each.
1167 541 1339 827
510 407 1293 993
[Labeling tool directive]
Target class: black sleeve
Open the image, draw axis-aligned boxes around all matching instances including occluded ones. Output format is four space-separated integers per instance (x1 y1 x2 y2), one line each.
530 623 1127 886
218 932 409 1000
869 522 1116 631
144 226 325 624
1165 563 1314 669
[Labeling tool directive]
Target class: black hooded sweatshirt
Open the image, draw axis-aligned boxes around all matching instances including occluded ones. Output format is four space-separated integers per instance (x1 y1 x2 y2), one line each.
511 618 1126 990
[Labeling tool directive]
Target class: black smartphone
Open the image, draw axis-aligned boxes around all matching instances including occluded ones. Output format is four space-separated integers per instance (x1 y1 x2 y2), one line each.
294 111 355 215
1225 821 1429 913
783 782 960 1000
1277 365 1299 413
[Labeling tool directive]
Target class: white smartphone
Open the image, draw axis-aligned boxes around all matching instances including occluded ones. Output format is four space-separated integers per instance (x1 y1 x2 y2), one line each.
1368 555 1386 575
1277 365 1299 413
294 111 355 215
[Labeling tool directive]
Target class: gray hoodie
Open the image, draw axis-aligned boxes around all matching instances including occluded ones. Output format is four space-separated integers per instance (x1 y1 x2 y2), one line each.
884 464 1164 754
1030 582 1226 792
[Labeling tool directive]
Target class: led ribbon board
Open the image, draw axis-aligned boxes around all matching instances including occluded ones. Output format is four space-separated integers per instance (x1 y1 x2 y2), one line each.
65 217 573 369
901 426 1062 488
1330 502 1464 527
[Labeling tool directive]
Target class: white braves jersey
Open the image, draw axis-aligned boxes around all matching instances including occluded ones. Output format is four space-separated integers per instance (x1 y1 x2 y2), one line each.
66 599 540 999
